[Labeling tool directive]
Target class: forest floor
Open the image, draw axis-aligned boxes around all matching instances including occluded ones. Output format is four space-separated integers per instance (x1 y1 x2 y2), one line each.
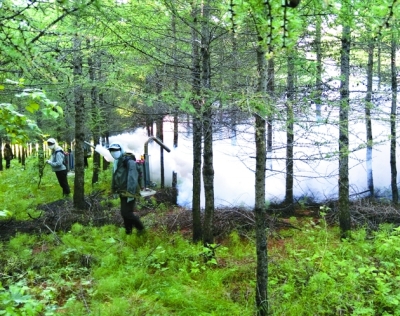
2 189 400 242
0 189 304 242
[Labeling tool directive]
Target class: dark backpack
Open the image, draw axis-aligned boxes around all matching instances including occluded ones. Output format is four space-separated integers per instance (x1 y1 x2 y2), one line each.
122 153 143 188
122 153 136 167
55 149 69 169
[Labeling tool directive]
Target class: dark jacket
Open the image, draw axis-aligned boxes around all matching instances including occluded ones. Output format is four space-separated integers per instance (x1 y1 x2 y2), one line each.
4 145 13 160
111 154 141 199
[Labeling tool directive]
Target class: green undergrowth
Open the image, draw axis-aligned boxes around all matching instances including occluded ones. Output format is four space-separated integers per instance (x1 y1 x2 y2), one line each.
0 226 256 315
1 156 110 220
3 159 400 315
3 219 400 315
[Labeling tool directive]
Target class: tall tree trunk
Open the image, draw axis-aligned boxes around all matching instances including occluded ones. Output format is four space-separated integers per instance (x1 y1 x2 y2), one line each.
21 146 26 169
202 104 214 245
191 2 202 243
338 24 351 238
36 113 43 179
230 31 238 146
156 118 165 188
284 52 294 215
266 58 274 171
92 99 101 183
73 34 86 210
315 16 322 121
38 141 45 185
378 42 381 90
201 0 215 246
390 31 398 204
87 40 100 184
172 13 179 204
255 114 268 316
365 42 374 198
102 131 110 171
173 114 178 148
254 38 268 316
172 14 179 150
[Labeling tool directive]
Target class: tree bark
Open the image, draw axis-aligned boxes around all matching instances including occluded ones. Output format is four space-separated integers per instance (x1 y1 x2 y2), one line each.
72 34 87 210
201 0 215 246
254 36 268 316
156 118 165 188
21 146 26 168
266 58 274 171
87 40 100 184
202 103 214 245
338 24 351 238
365 42 374 198
191 2 202 243
315 16 322 121
390 31 398 204
172 14 179 150
284 52 294 214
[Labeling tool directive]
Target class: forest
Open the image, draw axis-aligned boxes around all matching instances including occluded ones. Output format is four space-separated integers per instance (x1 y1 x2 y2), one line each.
2 0 400 315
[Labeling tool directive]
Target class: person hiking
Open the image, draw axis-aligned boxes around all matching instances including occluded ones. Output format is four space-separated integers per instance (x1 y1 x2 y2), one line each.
3 142 14 169
108 143 145 235
46 138 71 197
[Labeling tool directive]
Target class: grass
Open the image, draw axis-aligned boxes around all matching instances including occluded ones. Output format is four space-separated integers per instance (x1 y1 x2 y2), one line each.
2 157 400 315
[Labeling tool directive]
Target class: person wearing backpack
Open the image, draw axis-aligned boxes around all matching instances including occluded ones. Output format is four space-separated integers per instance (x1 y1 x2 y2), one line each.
108 143 145 235
3 142 14 169
46 138 71 197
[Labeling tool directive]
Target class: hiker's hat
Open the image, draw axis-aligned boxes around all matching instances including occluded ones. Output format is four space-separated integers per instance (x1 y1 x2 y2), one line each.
47 138 56 145
108 143 121 151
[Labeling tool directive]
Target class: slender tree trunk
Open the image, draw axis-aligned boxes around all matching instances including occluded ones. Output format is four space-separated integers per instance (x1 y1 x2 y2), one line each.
21 146 26 168
315 16 322 121
338 25 351 238
266 58 274 171
390 31 398 204
38 141 45 185
255 113 268 316
99 50 109 172
230 32 238 146
36 113 43 179
156 118 165 188
378 42 381 90
365 42 374 198
102 131 110 171
172 14 179 150
202 104 214 245
201 0 215 246
16 145 20 163
172 13 179 203
284 52 294 215
73 34 86 210
254 36 268 316
191 2 202 243
88 40 100 184
173 114 178 148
